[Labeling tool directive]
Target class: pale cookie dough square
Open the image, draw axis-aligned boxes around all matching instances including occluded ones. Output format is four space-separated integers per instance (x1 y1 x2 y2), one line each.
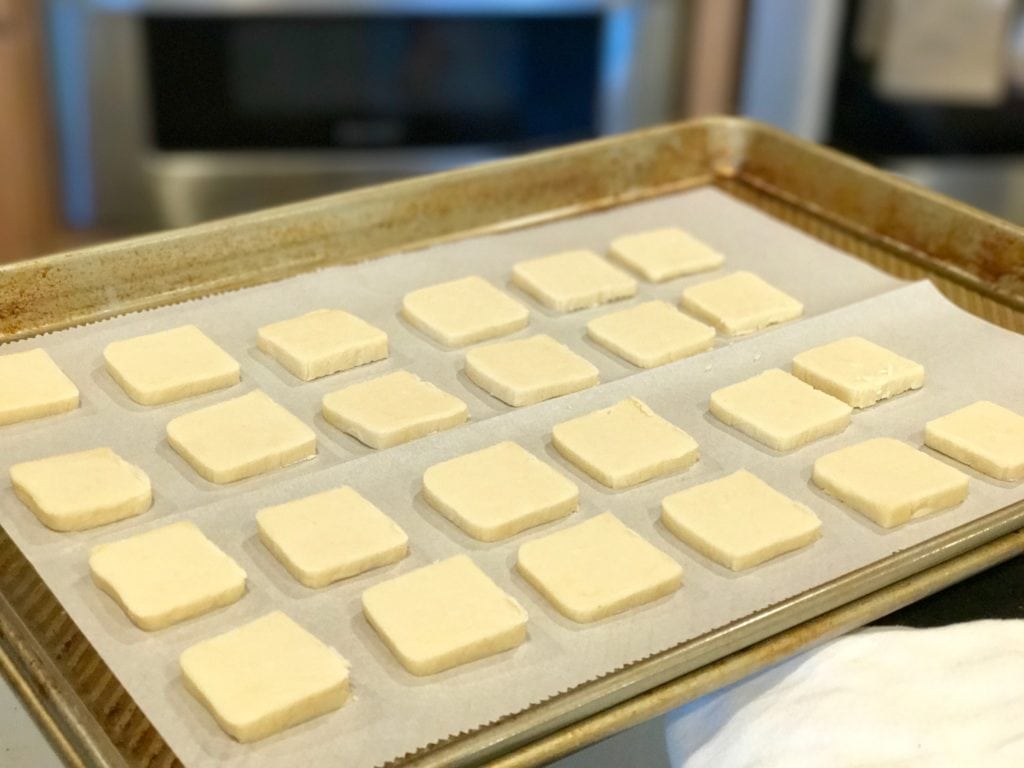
167 390 316 483
401 276 529 347
516 512 682 623
465 334 598 407
423 441 578 541
680 271 803 336
104 325 240 405
792 336 924 408
180 611 350 742
362 554 527 676
257 309 388 381
90 521 246 630
322 370 468 449
924 401 1024 481
608 227 725 282
813 437 969 528
511 249 637 312
661 470 821 571
552 397 699 489
0 348 79 426
10 447 151 532
586 300 716 368
257 487 408 587
710 369 852 451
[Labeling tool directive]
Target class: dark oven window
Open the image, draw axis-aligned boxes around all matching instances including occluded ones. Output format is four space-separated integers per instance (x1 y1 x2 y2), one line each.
146 15 601 150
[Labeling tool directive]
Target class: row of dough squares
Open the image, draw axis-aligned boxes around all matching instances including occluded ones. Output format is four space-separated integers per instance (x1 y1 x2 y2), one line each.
71 387 1021 744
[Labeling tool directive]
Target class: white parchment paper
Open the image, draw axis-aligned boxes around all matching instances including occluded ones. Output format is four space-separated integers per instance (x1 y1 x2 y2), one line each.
2 187 1022 768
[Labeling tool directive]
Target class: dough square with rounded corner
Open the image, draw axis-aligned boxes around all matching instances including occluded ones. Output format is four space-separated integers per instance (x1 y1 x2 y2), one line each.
608 227 725 282
361 554 527 676
166 390 316 483
422 441 578 541
180 611 350 742
10 447 151 531
586 300 716 368
710 369 852 451
661 470 821 571
401 276 529 347
104 325 239 405
681 271 802 335
90 521 246 630
792 336 924 408
510 250 636 311
257 309 387 381
924 400 1024 481
465 334 598 406
257 486 408 587
0 348 79 426
813 437 969 528
322 370 468 449
516 513 682 623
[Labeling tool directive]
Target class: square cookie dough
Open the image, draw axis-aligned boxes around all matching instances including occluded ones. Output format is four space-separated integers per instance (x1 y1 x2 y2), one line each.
608 227 725 282
90 521 246 630
552 397 699 489
10 447 151 532
586 300 716 368
401 276 529 347
0 348 79 426
104 324 240 405
661 470 821 571
511 249 637 312
792 336 925 408
423 441 578 541
180 611 350 742
322 370 468 449
362 554 527 676
516 512 682 623
257 486 408 587
257 308 388 381
167 390 316 483
813 437 969 528
710 369 852 451
924 401 1024 481
465 334 598 407
680 271 803 336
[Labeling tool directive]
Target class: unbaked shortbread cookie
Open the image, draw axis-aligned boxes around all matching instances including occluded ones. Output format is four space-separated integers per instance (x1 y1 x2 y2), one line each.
465 334 598 406
511 249 637 312
710 369 852 451
661 470 821 571
0 348 79 426
362 554 528 676
516 513 682 623
10 447 151 532
257 309 388 381
924 401 1024 481
813 437 969 528
90 521 246 630
422 441 578 541
792 336 924 408
180 611 350 742
104 325 239 405
681 271 803 335
167 390 316 483
401 276 529 347
552 397 699 489
608 227 725 282
586 300 716 368
322 370 468 449
257 487 408 587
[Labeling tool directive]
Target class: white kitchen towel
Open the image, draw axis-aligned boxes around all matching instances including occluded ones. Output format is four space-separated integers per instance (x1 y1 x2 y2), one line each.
665 620 1024 767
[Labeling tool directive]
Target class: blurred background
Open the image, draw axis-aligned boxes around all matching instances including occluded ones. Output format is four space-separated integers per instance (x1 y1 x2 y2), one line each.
2 0 1023 264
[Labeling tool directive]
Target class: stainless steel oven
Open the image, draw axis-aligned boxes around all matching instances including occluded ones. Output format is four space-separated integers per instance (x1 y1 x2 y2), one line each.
48 0 685 232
